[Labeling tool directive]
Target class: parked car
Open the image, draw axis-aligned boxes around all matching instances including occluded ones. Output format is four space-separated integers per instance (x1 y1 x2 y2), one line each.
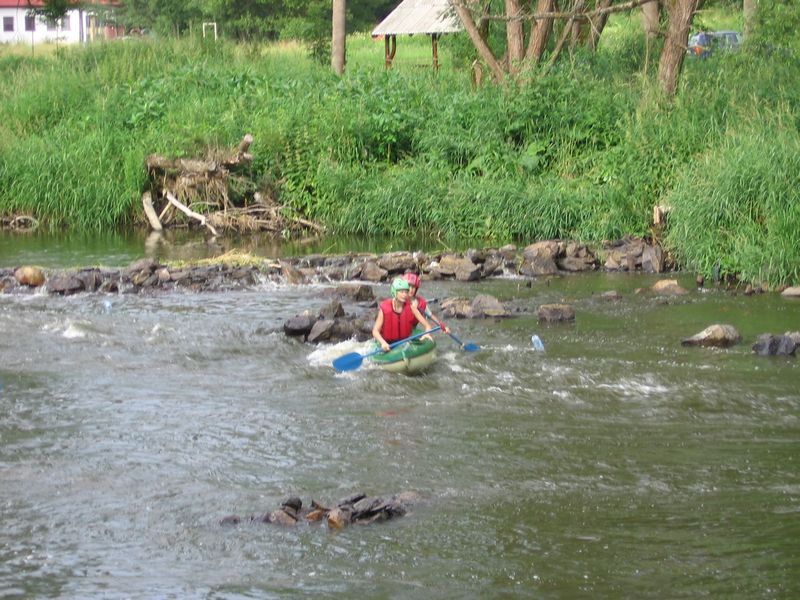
687 30 742 58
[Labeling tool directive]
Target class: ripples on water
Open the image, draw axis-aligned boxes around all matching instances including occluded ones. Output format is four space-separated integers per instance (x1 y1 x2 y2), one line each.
1 274 799 598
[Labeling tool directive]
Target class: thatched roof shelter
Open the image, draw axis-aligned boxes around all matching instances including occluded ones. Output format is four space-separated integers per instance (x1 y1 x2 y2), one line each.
371 0 463 69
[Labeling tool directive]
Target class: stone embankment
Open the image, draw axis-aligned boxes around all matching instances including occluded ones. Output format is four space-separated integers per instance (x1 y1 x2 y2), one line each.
4 237 798 356
0 237 666 297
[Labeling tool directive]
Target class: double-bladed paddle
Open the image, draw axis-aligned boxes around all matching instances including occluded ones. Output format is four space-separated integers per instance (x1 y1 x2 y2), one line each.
332 326 441 373
426 313 480 353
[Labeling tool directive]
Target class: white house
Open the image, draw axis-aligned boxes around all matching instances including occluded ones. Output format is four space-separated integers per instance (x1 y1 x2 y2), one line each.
0 0 122 45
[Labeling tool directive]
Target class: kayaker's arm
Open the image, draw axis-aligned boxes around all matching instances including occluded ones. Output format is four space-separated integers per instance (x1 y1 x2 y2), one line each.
410 303 434 341
425 309 450 334
372 309 391 352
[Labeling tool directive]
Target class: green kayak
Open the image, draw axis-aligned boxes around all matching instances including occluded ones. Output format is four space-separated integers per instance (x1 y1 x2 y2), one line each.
370 337 437 374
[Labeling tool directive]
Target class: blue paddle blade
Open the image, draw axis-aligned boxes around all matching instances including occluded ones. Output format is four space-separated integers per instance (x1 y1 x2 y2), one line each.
462 342 480 352
332 352 365 372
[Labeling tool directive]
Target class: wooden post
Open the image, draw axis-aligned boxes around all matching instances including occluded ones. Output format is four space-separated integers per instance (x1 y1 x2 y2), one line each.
432 33 439 70
384 35 397 69
331 0 346 75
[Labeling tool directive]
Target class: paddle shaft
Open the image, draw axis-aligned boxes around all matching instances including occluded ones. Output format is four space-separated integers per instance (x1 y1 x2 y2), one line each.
426 312 469 349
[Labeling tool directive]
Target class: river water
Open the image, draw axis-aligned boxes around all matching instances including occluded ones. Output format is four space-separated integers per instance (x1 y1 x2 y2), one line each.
1 234 799 598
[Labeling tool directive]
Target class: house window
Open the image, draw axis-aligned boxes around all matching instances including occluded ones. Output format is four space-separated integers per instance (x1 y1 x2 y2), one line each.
25 15 36 32
61 16 70 31
46 19 57 31
3 16 14 32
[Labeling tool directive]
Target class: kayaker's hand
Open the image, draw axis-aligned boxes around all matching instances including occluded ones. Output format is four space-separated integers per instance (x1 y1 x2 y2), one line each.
421 334 433 342
380 341 391 352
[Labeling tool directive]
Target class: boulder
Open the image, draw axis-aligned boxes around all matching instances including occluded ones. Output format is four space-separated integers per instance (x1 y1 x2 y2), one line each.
361 261 388 282
520 255 559 276
454 259 482 282
47 274 85 296
306 319 337 343
440 297 474 319
327 284 375 303
522 240 560 262
14 266 45 287
123 258 158 277
281 262 307 285
76 268 103 292
283 313 316 338
377 252 417 274
752 334 797 357
557 256 596 272
471 294 509 318
318 299 345 320
652 279 688 295
498 244 517 261
681 324 741 348
537 303 575 323
781 286 800 298
641 245 664 274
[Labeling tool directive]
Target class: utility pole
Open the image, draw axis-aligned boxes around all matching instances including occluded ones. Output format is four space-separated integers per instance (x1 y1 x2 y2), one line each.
331 0 346 75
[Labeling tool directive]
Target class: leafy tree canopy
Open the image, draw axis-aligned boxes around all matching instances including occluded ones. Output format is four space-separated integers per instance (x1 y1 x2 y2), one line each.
113 0 396 40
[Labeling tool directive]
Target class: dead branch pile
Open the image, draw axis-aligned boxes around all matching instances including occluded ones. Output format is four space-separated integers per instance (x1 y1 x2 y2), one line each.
0 215 39 231
142 134 323 237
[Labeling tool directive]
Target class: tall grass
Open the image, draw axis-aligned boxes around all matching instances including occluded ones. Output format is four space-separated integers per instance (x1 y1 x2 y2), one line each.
665 125 800 288
0 26 799 285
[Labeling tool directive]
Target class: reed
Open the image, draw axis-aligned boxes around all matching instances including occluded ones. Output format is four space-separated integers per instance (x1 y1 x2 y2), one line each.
0 27 798 284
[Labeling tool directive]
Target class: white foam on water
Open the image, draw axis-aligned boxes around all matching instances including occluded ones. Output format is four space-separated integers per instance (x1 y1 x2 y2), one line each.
62 321 88 339
596 377 670 398
306 338 372 369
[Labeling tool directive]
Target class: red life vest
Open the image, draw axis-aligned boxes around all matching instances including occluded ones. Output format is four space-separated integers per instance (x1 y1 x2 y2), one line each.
379 298 418 343
415 295 428 314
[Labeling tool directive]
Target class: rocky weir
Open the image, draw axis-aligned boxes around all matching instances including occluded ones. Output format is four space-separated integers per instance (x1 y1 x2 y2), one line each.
3 236 799 357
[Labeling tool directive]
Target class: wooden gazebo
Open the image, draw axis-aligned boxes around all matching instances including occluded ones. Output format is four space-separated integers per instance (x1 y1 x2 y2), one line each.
371 0 463 70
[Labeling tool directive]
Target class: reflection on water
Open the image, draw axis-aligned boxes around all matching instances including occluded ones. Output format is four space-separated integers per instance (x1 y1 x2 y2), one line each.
0 230 459 268
1 254 799 597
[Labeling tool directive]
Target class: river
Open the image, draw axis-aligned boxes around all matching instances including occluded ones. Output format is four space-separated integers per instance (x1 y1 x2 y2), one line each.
1 233 799 598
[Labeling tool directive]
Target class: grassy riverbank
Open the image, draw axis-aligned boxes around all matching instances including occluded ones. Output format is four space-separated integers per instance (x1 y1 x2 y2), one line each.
0 13 798 286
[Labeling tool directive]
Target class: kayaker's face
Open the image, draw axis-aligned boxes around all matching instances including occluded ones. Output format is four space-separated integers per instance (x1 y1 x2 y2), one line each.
395 289 409 303
408 286 417 297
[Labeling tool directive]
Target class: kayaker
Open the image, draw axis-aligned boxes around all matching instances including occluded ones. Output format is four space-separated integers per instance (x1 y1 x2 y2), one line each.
372 277 434 352
403 272 450 334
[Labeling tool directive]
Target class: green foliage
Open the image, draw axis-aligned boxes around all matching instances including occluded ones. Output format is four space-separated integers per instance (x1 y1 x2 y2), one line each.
752 0 800 52
665 125 800 289
0 30 798 284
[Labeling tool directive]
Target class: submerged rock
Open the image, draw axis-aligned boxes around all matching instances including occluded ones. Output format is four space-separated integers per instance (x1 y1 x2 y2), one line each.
537 303 575 323
220 492 422 529
681 324 741 348
752 334 797 357
651 279 688 295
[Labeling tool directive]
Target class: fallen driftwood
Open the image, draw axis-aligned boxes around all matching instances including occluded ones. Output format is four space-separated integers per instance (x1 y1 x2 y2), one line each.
165 191 218 236
142 133 321 237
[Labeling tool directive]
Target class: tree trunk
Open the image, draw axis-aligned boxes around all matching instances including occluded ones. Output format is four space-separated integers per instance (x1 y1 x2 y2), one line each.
455 4 506 82
588 0 612 50
657 0 699 97
525 0 555 64
505 0 525 73
477 1 492 41
743 0 756 37
641 0 660 38
331 0 346 75
569 0 587 51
